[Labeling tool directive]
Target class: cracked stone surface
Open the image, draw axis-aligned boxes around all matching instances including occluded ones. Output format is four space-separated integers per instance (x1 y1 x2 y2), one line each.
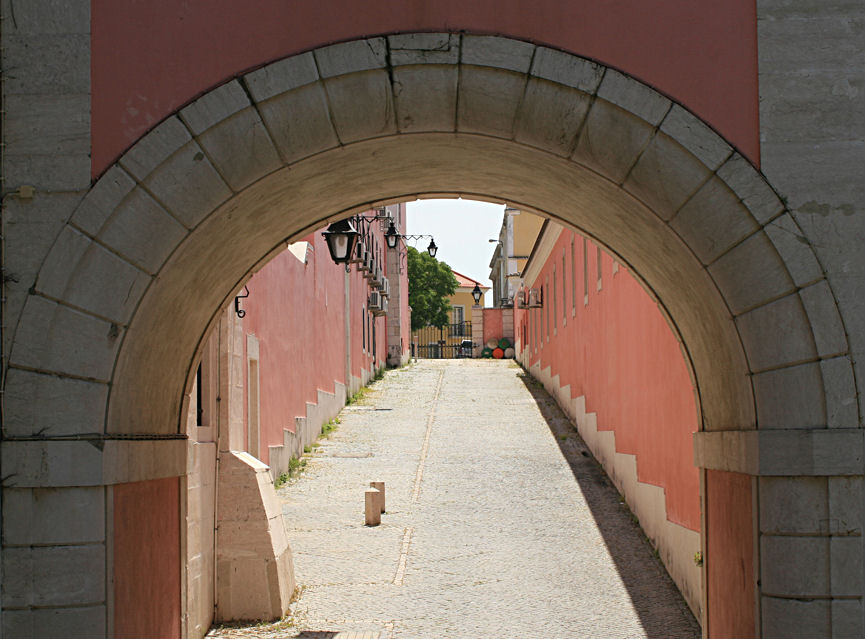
210 359 699 638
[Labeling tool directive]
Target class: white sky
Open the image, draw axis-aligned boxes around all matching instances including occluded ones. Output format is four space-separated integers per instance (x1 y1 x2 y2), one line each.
405 199 505 307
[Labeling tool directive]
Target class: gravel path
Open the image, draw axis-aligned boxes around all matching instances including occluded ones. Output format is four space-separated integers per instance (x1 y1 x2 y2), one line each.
210 359 700 639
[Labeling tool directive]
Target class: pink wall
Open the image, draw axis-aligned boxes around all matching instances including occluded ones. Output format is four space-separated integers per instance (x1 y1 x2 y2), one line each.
91 1 759 175
114 478 181 639
517 231 700 531
242 213 391 463
482 309 505 347
706 470 755 638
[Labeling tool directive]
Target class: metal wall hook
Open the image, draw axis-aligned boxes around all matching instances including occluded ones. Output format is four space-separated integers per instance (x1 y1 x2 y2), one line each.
235 285 250 318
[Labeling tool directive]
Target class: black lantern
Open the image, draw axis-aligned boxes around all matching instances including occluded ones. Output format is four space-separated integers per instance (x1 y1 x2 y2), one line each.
322 218 359 264
427 238 438 258
385 221 399 249
471 283 483 305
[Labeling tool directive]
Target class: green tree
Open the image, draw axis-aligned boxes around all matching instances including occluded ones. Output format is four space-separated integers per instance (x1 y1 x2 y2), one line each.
407 246 459 331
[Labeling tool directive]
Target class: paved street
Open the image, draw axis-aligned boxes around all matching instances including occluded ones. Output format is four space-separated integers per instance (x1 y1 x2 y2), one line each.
214 359 699 639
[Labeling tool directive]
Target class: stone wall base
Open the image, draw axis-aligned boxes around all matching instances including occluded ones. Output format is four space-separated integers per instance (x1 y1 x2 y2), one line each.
215 452 295 622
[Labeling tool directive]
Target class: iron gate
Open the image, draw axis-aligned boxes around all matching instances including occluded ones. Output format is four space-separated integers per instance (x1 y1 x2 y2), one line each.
412 322 473 358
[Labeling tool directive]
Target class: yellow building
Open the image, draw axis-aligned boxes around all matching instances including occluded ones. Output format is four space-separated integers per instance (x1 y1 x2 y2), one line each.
488 208 544 306
412 271 489 358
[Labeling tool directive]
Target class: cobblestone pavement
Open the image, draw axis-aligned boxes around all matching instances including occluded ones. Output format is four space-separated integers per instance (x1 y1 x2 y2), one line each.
211 359 700 639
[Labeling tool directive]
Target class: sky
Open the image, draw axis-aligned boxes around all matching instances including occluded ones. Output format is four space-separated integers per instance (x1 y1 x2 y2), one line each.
405 199 505 306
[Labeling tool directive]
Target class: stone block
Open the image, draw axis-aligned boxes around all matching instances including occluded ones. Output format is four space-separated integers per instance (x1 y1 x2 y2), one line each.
4 94 89 155
258 82 340 163
2 606 106 639
829 477 865 536
36 228 151 324
140 139 233 229
2 152 91 192
572 99 654 184
70 165 137 235
10 296 122 381
821 357 859 429
708 231 795 315
833 600 865 639
324 70 397 143
671 177 759 265
244 52 319 102
119 116 192 181
32 225 90 294
514 78 590 157
530 47 603 92
764 213 824 287
0 0 90 34
596 69 670 125
389 33 459 66
759 476 828 534
762 596 830 639
3 368 108 437
761 535 829 597
180 80 250 135
716 153 785 224
736 293 816 371
2 34 90 94
623 133 711 221
799 281 848 358
831 536 864 595
462 35 534 73
315 38 387 77
3 487 105 545
1 440 106 487
458 66 525 137
196 108 283 191
753 363 825 429
98 187 188 275
2 544 105 607
393 65 458 133
660 105 732 171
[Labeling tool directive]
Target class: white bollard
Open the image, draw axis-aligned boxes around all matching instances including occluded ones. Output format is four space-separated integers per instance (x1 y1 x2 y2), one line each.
365 488 381 526
369 481 386 513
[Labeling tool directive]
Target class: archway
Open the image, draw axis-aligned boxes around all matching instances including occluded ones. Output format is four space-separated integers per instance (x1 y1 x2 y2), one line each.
5 35 843 638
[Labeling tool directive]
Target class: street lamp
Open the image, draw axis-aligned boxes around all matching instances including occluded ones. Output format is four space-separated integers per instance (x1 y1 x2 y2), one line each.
427 238 438 258
471 283 483 305
322 218 359 264
385 221 399 249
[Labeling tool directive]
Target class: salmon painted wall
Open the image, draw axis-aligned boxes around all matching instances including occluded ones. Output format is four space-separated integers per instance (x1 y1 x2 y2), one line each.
517 230 700 531
482 309 505 347
242 231 347 462
706 470 755 638
113 478 181 639
90 1 759 176
241 214 390 464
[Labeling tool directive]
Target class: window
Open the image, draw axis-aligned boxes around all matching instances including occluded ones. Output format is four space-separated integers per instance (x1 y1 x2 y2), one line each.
562 251 567 326
552 266 557 333
362 306 366 351
583 238 589 306
451 305 465 337
597 246 603 291
545 280 550 342
571 237 576 316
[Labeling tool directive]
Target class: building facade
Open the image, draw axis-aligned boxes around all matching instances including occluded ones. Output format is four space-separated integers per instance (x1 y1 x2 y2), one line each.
516 220 701 615
3 3 864 636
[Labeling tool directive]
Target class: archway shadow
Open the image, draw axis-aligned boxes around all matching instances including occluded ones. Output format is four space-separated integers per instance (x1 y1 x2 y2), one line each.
515 370 701 638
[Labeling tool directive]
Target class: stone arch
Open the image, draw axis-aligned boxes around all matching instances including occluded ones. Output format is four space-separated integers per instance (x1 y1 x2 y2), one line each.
4 33 854 636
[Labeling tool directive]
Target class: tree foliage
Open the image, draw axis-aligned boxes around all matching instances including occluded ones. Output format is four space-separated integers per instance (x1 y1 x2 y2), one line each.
407 246 459 331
